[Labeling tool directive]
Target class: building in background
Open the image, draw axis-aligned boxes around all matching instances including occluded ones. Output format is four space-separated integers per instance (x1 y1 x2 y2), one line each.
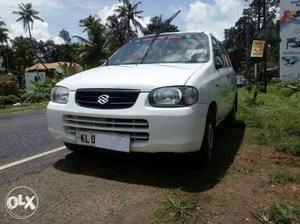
25 62 82 90
280 0 300 80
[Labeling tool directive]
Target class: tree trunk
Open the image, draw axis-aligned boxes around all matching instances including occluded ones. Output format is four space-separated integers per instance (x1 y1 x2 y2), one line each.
5 42 9 73
27 22 48 71
27 22 32 39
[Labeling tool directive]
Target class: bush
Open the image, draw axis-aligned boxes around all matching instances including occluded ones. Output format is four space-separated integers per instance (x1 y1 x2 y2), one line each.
238 80 300 156
270 169 300 184
0 95 20 105
0 80 24 97
268 80 300 97
277 140 300 157
22 79 54 103
254 203 300 224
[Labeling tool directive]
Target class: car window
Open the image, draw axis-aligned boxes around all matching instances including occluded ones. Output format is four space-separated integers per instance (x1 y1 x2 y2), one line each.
108 33 210 65
211 37 224 68
219 41 232 68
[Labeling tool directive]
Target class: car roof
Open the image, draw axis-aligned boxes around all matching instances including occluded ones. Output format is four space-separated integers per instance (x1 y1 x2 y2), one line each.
142 31 210 38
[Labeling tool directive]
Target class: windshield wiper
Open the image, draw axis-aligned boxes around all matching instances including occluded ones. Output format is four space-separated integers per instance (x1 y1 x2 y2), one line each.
140 10 181 64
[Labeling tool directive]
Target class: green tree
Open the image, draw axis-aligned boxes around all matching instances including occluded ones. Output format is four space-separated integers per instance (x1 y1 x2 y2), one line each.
11 37 38 88
115 0 144 42
0 18 9 44
59 29 71 45
13 3 44 39
223 0 280 73
79 15 99 32
37 40 58 63
144 16 179 35
0 19 10 74
106 14 126 52
74 19 108 68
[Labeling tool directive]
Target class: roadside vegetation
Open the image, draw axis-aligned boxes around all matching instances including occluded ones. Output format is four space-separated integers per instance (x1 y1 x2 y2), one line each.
0 102 47 115
151 80 300 224
238 80 300 157
270 169 300 184
152 194 200 224
254 203 300 224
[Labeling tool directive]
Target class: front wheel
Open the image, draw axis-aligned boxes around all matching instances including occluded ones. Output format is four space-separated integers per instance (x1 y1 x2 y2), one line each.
200 109 216 163
226 95 238 124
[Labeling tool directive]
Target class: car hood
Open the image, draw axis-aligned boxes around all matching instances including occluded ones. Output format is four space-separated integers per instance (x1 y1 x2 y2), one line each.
57 64 202 92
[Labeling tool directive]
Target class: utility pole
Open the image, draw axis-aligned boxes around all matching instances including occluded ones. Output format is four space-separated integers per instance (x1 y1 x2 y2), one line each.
262 0 267 92
245 8 251 89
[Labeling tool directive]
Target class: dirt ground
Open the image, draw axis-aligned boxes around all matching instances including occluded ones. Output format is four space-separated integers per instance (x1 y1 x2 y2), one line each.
0 122 299 224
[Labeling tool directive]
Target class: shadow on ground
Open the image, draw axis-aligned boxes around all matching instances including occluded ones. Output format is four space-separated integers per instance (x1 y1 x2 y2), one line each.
54 121 245 193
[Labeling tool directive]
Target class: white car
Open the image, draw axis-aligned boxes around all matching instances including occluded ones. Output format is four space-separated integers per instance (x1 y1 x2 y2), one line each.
47 32 237 160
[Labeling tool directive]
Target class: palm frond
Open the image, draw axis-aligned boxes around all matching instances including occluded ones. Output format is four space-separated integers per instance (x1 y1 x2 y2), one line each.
72 35 91 45
32 15 44 22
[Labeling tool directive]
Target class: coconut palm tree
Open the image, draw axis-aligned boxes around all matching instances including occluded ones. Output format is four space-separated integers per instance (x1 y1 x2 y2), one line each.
13 3 44 39
106 14 126 49
73 20 108 68
79 15 100 33
114 0 144 41
0 18 9 73
0 18 9 44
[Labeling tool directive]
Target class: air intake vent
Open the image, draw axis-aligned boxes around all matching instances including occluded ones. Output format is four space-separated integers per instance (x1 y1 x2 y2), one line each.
75 89 140 109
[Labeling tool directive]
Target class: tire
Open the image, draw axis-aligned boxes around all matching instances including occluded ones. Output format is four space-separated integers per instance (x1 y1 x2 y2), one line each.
64 142 84 153
226 95 238 124
200 108 216 163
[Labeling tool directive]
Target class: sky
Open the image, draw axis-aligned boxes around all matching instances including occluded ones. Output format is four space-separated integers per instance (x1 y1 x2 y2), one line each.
0 0 248 43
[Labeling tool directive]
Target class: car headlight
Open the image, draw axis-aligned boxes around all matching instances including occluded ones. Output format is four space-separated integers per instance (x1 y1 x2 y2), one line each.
51 86 69 104
149 86 198 107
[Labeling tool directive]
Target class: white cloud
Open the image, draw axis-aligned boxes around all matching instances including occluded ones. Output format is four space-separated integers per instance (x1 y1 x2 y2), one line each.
138 16 151 28
0 0 61 25
97 3 150 37
9 19 50 41
0 0 62 42
53 35 65 45
183 0 246 40
97 3 121 23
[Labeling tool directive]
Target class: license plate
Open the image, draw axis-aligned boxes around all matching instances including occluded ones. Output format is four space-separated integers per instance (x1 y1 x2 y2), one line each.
76 131 130 153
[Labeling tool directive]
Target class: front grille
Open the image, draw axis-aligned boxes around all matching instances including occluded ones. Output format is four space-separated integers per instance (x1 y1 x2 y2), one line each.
75 89 140 109
63 115 149 142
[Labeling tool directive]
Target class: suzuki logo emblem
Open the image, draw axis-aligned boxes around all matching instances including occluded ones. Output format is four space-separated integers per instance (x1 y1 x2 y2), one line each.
98 94 110 104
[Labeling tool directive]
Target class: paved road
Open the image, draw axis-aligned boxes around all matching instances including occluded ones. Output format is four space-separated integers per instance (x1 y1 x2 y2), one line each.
0 109 246 223
0 110 62 166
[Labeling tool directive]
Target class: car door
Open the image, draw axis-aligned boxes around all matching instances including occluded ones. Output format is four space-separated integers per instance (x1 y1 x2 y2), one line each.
211 37 228 120
219 41 236 115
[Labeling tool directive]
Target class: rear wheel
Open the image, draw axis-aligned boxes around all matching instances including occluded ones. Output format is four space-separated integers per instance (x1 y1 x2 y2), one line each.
226 95 237 124
200 108 216 163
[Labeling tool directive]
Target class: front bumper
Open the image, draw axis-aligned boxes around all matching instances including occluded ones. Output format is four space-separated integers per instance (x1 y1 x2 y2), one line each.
47 91 208 153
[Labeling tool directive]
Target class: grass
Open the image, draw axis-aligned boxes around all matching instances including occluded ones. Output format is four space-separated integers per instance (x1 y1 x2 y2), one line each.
227 164 251 177
0 102 48 115
254 203 300 224
152 194 199 224
270 169 300 184
238 81 300 156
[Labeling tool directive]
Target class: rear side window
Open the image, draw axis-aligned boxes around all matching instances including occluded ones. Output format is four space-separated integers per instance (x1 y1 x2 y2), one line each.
211 37 224 68
219 42 232 68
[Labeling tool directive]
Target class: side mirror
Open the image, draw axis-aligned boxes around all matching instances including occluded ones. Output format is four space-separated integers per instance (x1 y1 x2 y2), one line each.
101 59 109 66
215 56 223 70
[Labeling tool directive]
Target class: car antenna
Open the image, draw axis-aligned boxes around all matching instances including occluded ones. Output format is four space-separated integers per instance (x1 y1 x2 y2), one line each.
140 10 181 64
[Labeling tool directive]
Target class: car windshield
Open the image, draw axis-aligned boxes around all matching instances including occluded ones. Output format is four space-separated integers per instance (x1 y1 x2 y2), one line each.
108 33 210 65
